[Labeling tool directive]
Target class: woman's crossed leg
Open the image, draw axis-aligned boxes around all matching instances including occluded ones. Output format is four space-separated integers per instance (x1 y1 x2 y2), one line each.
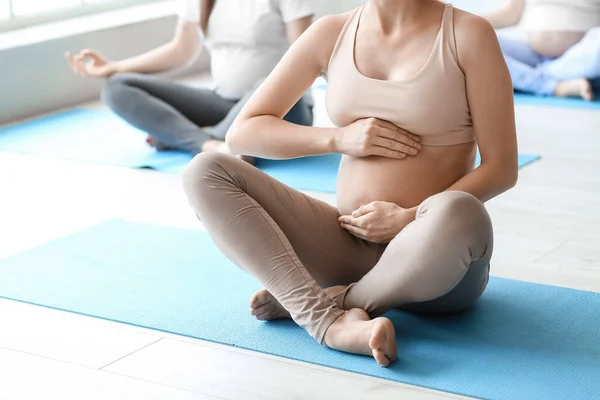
183 153 492 366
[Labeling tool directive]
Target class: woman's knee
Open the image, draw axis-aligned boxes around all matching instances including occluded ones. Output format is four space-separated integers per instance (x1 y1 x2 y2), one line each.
420 191 484 217
101 73 138 110
419 191 493 248
182 152 237 204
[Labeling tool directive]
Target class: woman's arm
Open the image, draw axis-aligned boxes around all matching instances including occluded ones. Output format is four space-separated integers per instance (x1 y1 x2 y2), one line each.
285 15 313 44
226 15 347 158
112 21 201 74
449 12 519 202
483 0 526 29
66 21 201 78
227 13 420 160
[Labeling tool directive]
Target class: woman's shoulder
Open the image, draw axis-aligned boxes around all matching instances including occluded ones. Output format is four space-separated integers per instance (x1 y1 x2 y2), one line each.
308 9 357 39
452 7 501 67
298 9 358 67
452 7 496 37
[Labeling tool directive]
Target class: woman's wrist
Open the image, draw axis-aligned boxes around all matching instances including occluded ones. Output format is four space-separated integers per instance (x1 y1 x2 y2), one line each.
392 205 417 233
403 206 418 220
326 127 344 154
109 61 124 75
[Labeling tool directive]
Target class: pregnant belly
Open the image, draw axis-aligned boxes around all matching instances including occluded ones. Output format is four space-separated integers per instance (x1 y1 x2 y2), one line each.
527 31 586 58
336 143 476 215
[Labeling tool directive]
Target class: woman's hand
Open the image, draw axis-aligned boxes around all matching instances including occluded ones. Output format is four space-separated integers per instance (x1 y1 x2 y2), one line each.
65 50 117 78
339 201 416 243
333 118 421 159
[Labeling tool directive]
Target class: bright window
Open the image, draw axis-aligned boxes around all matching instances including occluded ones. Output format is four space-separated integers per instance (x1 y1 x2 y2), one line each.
0 0 10 20
1 0 163 32
12 0 82 16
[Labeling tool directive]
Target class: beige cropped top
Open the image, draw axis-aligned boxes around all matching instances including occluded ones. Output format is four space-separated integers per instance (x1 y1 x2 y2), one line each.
326 3 475 147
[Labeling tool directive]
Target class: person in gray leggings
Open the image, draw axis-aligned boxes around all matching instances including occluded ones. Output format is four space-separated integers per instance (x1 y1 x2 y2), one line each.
65 0 316 155
101 74 313 154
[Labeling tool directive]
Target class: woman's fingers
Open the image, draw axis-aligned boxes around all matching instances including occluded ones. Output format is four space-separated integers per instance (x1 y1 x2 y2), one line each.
338 215 367 228
370 136 418 155
367 146 407 159
375 128 422 152
81 49 103 63
340 223 368 239
352 202 378 217
338 215 355 225
65 51 78 73
71 53 85 75
374 119 421 143
66 50 103 77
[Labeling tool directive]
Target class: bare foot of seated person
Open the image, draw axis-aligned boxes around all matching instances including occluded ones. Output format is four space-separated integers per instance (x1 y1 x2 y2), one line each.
250 288 397 367
146 137 255 164
324 309 398 367
146 137 175 151
555 78 594 101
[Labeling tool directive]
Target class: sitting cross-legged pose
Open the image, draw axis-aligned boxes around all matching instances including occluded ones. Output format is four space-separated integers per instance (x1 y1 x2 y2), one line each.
183 0 518 367
485 0 600 100
65 0 315 156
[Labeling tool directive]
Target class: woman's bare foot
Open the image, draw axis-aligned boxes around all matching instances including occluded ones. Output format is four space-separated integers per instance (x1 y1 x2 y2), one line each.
146 137 174 151
555 78 594 101
250 289 290 320
250 285 348 321
324 309 397 367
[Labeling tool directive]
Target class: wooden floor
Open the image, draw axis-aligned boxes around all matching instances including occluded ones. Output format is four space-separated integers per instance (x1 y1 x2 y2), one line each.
1 83 599 398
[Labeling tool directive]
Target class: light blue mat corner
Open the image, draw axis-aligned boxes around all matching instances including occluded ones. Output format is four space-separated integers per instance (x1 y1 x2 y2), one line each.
0 109 538 192
0 109 339 192
514 91 600 110
0 219 599 400
0 109 182 169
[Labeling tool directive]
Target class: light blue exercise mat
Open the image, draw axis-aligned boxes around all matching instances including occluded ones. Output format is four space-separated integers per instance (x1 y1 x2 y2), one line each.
514 91 600 110
0 219 598 400
0 109 538 192
0 110 339 192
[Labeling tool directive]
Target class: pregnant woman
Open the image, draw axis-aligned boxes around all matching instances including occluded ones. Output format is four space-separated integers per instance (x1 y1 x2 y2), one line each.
184 0 518 366
485 0 600 100
65 0 315 155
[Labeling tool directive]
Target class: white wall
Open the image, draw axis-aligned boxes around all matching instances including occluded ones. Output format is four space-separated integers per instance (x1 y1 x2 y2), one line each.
314 0 363 17
0 12 200 125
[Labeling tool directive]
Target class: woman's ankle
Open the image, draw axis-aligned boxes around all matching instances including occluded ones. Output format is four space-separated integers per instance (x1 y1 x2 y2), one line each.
325 285 350 309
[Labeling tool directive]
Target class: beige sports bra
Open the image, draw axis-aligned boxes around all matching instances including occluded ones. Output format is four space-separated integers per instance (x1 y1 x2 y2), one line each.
326 3 475 147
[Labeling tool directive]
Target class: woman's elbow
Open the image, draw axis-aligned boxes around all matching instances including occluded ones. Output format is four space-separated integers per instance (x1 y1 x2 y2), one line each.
484 161 518 192
499 164 519 191
224 131 239 152
505 168 519 190
172 42 198 67
225 121 247 153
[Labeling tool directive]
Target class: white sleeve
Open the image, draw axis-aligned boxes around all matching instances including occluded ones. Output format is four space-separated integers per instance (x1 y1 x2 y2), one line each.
176 0 200 23
275 0 315 23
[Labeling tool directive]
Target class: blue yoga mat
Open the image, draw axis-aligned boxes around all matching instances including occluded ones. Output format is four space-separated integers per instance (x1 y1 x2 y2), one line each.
0 109 340 192
514 91 600 110
0 109 539 192
0 219 598 399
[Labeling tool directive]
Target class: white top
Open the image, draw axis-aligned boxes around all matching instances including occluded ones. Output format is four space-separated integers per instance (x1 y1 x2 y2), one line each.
178 0 315 99
523 0 600 31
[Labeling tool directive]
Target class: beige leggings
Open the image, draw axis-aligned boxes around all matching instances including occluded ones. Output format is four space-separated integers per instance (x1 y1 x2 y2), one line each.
183 153 494 344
